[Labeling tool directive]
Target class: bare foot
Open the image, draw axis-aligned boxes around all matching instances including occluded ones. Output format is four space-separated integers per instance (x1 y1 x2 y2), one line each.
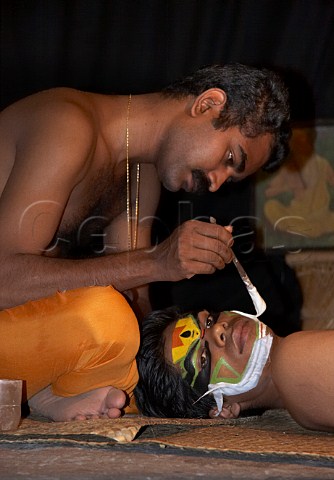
29 385 126 422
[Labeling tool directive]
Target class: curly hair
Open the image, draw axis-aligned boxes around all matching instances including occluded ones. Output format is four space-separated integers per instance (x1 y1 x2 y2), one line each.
162 63 291 172
134 307 216 418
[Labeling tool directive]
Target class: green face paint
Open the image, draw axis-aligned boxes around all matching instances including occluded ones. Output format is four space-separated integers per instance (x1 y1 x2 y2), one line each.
209 320 261 385
172 312 266 393
181 339 202 387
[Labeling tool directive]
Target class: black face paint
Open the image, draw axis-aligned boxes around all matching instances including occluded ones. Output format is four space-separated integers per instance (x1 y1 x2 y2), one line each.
193 342 211 395
183 339 200 386
173 311 217 394
183 340 212 395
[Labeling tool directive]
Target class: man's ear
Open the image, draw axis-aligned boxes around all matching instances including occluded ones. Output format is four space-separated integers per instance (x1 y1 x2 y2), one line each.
190 88 227 117
209 402 241 419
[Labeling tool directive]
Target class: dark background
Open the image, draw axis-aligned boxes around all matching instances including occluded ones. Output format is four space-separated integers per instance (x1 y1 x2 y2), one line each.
1 0 333 118
1 0 334 334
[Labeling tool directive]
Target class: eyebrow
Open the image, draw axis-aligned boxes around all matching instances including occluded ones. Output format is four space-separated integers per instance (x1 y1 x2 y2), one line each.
234 145 247 173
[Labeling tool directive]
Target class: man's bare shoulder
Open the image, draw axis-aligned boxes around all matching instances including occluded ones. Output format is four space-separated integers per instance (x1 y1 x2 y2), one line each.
275 330 334 352
0 88 103 183
0 87 98 135
1 87 91 111
272 330 334 431
272 330 334 385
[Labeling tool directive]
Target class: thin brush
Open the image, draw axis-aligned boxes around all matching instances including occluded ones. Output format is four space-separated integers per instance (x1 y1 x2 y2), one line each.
209 217 266 316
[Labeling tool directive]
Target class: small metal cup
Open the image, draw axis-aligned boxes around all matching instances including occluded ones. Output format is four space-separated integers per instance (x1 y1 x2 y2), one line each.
0 379 22 431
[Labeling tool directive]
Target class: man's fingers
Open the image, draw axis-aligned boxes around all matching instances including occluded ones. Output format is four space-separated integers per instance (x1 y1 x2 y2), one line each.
179 231 234 265
191 220 234 247
158 219 235 282
182 249 230 269
181 260 217 276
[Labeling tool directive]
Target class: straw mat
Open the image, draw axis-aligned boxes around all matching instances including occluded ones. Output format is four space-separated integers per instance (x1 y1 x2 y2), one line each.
1 410 333 463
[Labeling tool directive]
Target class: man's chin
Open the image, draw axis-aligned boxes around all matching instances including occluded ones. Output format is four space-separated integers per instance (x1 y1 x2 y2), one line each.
187 183 209 195
162 179 208 195
161 179 178 192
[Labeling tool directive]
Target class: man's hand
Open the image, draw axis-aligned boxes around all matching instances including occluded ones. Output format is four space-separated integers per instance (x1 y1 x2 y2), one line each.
209 402 241 419
155 220 234 281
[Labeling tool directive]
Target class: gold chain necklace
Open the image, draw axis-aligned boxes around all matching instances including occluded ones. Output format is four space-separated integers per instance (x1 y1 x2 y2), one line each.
126 94 140 251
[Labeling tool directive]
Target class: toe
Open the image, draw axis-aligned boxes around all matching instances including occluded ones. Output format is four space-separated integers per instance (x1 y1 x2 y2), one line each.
107 407 122 419
106 388 126 410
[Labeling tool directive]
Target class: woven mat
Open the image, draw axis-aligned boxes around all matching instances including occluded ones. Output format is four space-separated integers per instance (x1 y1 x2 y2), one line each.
1 410 334 462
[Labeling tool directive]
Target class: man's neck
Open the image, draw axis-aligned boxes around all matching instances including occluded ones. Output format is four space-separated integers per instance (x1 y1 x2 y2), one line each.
116 92 188 166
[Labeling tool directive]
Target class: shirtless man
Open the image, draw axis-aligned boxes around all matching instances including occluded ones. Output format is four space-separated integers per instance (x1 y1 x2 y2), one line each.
0 64 290 314
135 308 334 433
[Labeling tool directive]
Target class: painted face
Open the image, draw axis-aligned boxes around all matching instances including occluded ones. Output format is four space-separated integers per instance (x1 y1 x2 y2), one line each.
168 311 272 395
171 314 206 393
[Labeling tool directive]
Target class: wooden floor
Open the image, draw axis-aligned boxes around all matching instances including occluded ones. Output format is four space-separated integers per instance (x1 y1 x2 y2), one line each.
1 444 334 479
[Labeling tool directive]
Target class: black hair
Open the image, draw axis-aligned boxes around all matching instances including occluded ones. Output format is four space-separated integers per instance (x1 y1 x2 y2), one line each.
134 307 216 418
162 63 291 172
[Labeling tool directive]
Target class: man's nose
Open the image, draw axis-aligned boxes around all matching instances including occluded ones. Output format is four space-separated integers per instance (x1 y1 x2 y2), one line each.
207 168 230 192
206 320 229 347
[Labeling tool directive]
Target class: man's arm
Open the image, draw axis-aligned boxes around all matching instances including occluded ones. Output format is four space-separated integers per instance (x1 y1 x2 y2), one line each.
0 162 234 310
1 221 234 309
0 100 234 309
0 115 162 309
0 99 106 308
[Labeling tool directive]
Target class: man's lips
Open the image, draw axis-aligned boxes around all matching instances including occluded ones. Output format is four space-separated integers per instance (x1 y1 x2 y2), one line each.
232 319 251 354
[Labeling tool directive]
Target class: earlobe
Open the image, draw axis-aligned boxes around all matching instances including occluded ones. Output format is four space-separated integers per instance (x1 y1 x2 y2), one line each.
190 88 227 117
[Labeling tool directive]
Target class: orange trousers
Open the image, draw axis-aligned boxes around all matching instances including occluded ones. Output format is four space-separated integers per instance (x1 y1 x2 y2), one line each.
0 286 139 409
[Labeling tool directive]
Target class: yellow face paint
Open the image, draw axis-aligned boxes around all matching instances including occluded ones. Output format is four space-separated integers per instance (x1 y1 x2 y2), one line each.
171 315 202 365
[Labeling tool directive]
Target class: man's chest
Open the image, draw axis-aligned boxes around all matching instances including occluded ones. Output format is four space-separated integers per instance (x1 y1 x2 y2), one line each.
49 168 127 258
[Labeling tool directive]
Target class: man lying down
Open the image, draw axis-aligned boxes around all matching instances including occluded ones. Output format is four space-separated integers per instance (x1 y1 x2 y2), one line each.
2 284 334 433
135 305 334 433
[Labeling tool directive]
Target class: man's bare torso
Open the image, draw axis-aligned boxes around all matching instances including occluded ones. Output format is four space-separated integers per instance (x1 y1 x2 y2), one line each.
0 88 129 258
46 164 127 258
